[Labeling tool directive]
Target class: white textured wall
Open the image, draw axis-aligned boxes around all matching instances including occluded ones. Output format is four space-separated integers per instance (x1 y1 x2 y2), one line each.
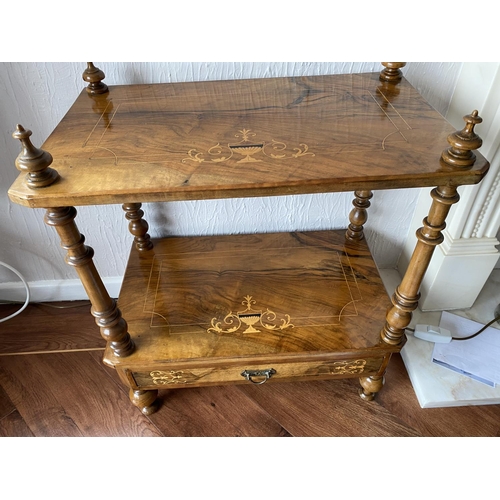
0 62 462 290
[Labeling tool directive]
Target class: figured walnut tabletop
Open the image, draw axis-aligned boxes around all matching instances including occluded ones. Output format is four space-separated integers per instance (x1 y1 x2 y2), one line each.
8 72 489 208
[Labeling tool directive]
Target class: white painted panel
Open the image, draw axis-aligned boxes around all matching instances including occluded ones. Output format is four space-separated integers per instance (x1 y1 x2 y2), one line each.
0 62 461 293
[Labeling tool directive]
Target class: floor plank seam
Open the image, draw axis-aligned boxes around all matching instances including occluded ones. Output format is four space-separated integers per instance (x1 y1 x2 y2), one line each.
0 348 105 357
144 414 166 437
84 351 168 435
235 385 295 437
0 407 17 423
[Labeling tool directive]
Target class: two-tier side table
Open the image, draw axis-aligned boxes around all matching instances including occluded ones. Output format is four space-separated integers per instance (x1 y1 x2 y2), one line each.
7 62 489 415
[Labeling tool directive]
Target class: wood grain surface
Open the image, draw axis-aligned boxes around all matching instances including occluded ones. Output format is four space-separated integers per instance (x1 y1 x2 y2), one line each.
8 72 489 207
105 230 399 391
0 301 104 354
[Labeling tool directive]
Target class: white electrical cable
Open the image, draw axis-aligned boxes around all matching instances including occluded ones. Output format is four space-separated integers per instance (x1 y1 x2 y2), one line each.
0 261 30 323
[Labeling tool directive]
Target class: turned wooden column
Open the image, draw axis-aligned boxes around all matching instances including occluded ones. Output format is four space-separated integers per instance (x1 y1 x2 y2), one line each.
346 190 373 241
379 62 406 83
380 111 484 347
122 203 154 251
381 185 460 345
44 206 135 357
82 62 108 95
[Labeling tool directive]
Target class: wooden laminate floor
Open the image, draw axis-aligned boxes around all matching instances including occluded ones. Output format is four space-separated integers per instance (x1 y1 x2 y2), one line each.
1 301 499 437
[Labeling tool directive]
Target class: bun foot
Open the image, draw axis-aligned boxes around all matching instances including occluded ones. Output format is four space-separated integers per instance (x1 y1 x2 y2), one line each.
129 389 160 415
359 375 384 401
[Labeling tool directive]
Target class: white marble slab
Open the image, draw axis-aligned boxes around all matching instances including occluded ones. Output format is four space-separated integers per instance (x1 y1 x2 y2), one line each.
379 268 500 408
402 335 500 408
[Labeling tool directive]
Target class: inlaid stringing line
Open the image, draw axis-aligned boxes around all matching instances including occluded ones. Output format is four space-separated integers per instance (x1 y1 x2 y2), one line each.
147 258 165 329
342 251 363 303
143 254 160 316
85 103 122 157
337 251 359 319
381 131 402 151
367 91 409 144
152 259 164 328
82 99 114 147
375 88 413 130
95 146 119 165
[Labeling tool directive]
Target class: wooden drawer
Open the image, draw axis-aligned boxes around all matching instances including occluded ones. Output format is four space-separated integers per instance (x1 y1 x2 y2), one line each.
122 356 387 390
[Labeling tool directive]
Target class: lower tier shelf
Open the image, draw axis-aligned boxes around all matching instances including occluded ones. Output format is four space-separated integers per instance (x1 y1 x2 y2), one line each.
104 230 403 390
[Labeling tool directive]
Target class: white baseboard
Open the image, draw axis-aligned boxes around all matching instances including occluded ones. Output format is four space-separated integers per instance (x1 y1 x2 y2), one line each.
0 277 123 303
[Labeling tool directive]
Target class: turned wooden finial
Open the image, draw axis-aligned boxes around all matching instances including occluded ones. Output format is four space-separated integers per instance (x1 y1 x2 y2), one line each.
441 110 483 167
380 62 406 82
12 125 59 188
83 62 108 94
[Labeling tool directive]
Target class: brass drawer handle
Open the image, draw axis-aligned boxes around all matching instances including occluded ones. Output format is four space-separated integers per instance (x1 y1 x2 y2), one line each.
241 368 276 385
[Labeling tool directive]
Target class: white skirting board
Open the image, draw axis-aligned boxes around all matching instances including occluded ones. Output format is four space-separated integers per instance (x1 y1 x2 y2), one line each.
0 277 123 303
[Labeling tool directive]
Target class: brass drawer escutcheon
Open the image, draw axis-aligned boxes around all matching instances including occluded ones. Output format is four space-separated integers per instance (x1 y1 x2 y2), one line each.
241 368 276 385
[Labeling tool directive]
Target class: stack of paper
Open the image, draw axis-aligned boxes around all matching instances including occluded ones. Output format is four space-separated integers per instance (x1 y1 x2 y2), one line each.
432 311 500 387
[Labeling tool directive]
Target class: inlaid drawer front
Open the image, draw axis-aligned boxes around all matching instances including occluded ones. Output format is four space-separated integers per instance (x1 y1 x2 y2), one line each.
128 357 384 389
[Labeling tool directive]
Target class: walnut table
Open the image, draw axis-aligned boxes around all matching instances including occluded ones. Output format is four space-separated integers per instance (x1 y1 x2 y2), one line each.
7 62 490 415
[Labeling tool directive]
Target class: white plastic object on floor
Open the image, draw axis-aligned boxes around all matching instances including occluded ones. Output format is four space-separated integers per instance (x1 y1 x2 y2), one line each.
413 324 452 343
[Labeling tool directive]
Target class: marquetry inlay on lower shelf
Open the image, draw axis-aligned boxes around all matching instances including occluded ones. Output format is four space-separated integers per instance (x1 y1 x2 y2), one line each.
208 295 294 334
140 237 365 337
111 231 395 373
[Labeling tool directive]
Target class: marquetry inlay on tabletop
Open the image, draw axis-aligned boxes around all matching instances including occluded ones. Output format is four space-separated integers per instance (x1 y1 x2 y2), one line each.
8 74 489 208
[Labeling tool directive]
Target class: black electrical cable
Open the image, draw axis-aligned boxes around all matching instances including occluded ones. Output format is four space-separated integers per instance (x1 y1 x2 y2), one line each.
406 313 500 341
451 313 500 341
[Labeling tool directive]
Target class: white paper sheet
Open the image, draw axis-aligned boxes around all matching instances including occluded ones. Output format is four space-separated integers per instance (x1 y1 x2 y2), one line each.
432 311 500 387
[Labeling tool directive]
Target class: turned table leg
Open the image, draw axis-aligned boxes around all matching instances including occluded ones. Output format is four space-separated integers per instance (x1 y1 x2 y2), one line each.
380 185 460 346
122 202 153 251
358 110 485 398
44 206 135 357
346 190 373 241
357 186 459 399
